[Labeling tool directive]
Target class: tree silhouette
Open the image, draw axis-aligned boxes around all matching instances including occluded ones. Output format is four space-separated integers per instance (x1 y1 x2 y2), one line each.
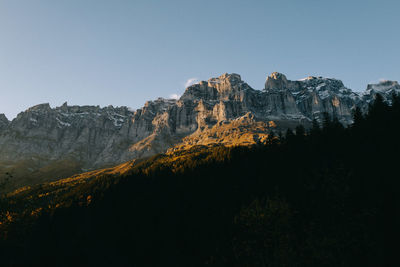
352 106 364 127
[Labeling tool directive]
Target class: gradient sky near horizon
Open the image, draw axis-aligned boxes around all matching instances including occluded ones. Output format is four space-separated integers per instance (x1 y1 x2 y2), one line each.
1 0 399 119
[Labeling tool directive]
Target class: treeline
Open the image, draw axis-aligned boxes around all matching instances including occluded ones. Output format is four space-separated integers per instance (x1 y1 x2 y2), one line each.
1 94 400 266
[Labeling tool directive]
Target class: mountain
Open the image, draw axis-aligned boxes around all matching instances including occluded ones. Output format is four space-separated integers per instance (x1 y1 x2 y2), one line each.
1 96 400 266
0 72 399 190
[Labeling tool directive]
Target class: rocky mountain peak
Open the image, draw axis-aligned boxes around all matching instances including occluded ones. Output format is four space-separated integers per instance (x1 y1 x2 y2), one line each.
265 72 289 90
0 113 9 129
181 73 248 102
366 80 400 92
300 76 346 93
26 103 51 112
362 80 400 104
59 102 69 112
208 73 242 84
141 97 177 116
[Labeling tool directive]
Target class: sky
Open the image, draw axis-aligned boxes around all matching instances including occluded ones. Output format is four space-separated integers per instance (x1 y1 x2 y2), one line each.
0 0 399 119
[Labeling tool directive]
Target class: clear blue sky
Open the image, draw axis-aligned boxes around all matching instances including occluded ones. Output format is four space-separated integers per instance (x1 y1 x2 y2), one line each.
1 0 399 119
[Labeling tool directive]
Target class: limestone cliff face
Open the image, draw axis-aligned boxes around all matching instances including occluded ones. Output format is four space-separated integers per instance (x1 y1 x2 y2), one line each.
0 103 133 164
262 72 361 123
1 72 399 190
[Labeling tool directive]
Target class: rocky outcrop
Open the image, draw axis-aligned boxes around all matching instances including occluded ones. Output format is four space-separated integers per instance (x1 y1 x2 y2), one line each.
362 80 400 105
263 72 361 123
1 72 399 190
0 114 9 130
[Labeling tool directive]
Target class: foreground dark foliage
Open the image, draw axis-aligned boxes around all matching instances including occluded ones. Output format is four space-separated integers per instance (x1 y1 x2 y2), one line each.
1 94 400 266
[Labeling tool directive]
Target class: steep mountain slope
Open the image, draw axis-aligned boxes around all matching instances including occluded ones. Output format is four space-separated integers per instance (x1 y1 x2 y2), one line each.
0 72 399 190
0 104 135 190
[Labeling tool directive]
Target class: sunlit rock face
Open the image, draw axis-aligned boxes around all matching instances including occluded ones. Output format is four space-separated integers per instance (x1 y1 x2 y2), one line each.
265 72 292 91
0 72 398 190
168 112 272 152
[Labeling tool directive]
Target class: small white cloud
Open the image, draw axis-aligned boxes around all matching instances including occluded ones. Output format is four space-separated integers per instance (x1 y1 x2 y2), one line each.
169 94 181 100
184 78 199 88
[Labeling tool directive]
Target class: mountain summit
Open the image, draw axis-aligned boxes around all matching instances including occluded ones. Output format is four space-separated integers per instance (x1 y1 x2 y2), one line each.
181 73 247 101
265 72 290 90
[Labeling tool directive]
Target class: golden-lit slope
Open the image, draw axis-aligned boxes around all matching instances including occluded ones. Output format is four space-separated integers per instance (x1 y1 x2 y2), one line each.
7 159 136 198
168 112 275 152
0 159 139 227
0 144 232 227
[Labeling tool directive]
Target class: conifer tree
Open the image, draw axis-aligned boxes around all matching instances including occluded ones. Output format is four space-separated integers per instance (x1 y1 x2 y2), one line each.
352 106 364 127
391 92 400 115
285 128 295 143
368 93 388 119
295 125 305 136
322 112 331 130
310 119 320 136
